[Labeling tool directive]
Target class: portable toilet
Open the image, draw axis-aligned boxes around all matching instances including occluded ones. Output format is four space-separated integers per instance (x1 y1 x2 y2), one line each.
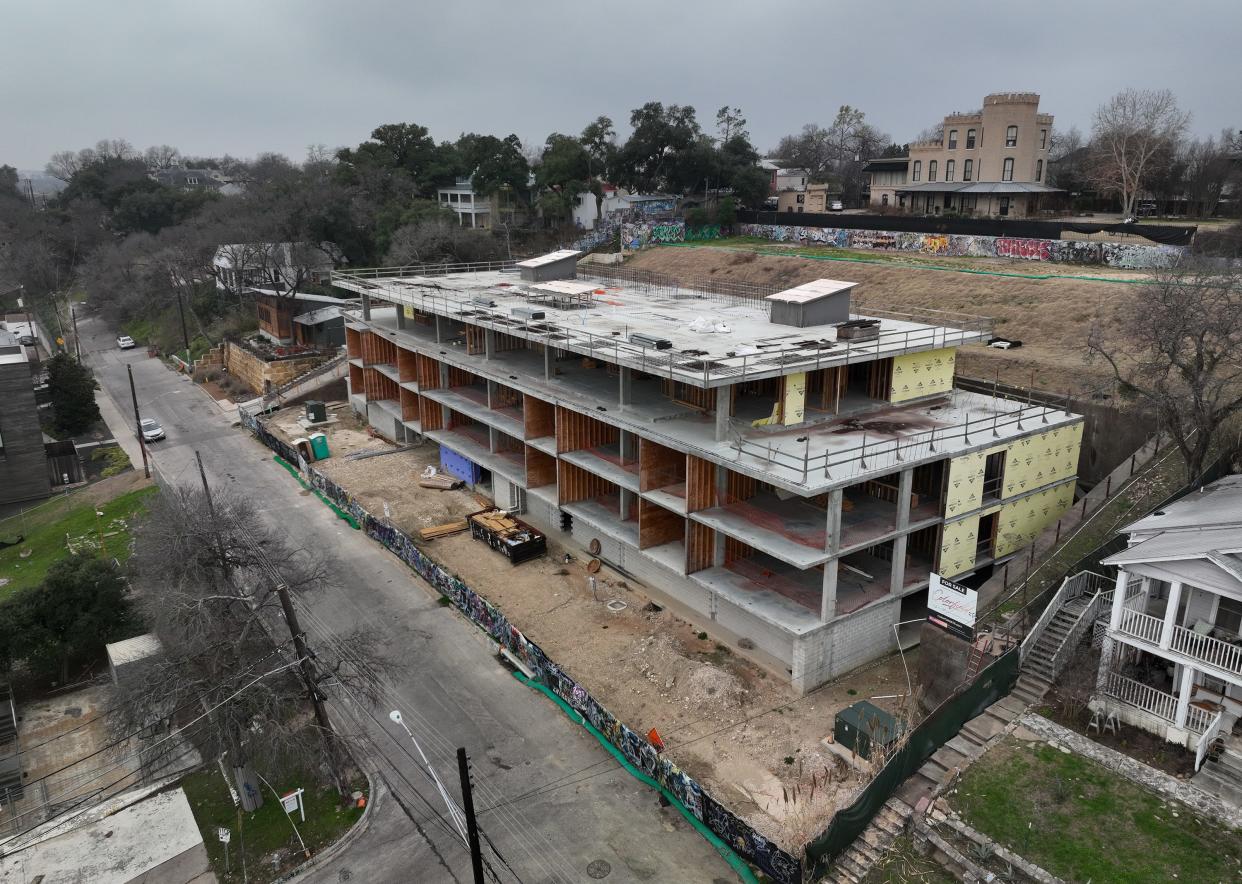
309 432 330 460
293 437 314 462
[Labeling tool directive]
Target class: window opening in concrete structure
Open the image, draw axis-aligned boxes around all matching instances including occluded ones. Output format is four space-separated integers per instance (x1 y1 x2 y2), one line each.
525 445 557 489
846 357 894 404
638 437 686 506
841 472 902 550
982 450 1005 502
719 541 823 614
523 394 555 442
976 511 998 561
911 459 948 516
494 429 526 473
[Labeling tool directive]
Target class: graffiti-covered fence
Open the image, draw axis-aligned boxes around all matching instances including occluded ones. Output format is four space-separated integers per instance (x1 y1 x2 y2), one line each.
239 409 803 883
736 223 1185 269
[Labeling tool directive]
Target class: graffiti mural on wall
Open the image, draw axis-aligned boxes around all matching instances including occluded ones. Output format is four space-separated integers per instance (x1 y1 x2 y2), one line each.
736 223 1184 269
238 409 803 884
685 224 722 242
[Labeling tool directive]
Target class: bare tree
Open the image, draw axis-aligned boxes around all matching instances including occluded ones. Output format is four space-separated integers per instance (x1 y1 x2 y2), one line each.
1087 258 1242 480
143 144 182 171
1090 88 1190 217
45 148 95 182
1181 131 1239 217
118 485 384 807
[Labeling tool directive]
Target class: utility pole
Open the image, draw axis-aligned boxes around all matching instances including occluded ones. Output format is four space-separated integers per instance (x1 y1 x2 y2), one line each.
175 290 191 361
275 581 349 798
456 748 485 884
71 306 81 360
127 364 151 479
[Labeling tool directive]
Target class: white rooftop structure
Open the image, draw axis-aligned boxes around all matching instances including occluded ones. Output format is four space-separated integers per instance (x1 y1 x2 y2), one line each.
515 250 582 268
767 279 858 304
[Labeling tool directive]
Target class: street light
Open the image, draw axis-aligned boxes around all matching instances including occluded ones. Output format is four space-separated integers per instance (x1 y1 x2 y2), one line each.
388 709 469 840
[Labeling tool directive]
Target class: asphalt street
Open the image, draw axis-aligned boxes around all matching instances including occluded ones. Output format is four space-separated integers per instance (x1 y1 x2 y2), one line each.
78 313 734 884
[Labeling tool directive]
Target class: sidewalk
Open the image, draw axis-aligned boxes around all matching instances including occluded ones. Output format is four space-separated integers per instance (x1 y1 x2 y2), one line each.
93 376 147 476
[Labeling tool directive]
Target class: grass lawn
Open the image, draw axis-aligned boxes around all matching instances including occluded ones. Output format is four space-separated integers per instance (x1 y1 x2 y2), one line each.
0 485 157 596
950 737 1242 883
861 835 956 884
182 767 367 884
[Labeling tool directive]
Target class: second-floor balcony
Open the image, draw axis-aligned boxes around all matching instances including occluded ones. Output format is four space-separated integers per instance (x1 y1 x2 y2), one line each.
1115 607 1242 682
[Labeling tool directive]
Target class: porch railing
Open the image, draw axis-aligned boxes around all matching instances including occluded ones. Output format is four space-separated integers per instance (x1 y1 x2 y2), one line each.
1099 671 1215 735
1195 709 1227 771
1099 670 1178 723
1170 626 1242 678
1116 608 1164 645
1113 609 1242 679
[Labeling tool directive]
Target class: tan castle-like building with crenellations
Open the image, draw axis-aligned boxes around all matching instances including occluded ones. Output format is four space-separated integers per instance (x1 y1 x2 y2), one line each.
866 92 1060 218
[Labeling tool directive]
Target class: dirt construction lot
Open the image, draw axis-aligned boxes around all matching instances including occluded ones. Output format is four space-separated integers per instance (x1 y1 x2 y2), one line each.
265 406 914 848
625 245 1147 397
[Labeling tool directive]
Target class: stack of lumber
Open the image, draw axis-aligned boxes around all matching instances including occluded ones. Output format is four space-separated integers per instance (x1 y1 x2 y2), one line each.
470 509 521 537
420 520 468 540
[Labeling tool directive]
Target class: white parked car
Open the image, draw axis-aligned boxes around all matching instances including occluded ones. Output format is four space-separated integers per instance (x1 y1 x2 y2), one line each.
829 200 845 212
116 335 136 349
140 418 165 442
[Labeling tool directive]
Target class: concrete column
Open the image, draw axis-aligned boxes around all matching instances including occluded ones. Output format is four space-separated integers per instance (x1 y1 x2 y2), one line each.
435 315 443 344
487 379 497 409
821 560 839 620
489 426 498 453
619 367 632 408
889 534 908 596
715 386 731 442
713 465 728 566
620 430 636 463
620 489 632 521
361 291 371 321
544 344 552 380
395 305 407 330
1160 580 1183 650
895 468 914 530
821 489 844 620
1174 664 1195 728
1109 569 1128 631
484 329 495 361
438 362 451 429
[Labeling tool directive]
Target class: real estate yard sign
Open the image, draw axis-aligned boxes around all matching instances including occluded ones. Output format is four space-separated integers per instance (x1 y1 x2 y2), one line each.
927 573 978 641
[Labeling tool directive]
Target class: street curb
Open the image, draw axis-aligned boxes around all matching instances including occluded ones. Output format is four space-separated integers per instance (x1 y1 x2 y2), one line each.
169 362 242 421
269 769 380 884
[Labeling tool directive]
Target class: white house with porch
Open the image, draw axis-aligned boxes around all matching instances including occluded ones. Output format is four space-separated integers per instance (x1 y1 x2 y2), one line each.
1094 473 1242 801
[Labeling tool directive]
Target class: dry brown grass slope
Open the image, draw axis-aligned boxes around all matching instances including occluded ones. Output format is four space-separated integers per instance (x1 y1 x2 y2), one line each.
624 246 1143 395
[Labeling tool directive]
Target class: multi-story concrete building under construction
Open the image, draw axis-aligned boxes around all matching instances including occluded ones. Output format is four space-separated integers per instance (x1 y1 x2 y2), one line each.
332 253 1083 691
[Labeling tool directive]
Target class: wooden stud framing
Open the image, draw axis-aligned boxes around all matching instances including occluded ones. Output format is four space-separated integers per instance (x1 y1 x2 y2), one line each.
523 395 555 439
555 406 618 453
686 522 715 574
397 347 418 383
639 438 684 492
415 354 441 390
525 446 557 488
345 326 362 360
558 461 613 505
400 386 420 421
685 455 716 512
420 395 444 432
638 499 682 550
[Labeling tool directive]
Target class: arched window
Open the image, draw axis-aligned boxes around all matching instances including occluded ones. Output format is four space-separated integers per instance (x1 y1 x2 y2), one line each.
966 129 976 149
928 160 938 182
1006 126 1018 148
1036 159 1043 182
963 159 973 181
947 129 958 149
1002 158 1014 181
945 160 955 182
912 161 922 182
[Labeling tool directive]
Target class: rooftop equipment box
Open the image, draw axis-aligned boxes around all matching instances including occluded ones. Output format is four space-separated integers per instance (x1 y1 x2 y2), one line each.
767 279 857 328
833 700 903 760
515 249 582 283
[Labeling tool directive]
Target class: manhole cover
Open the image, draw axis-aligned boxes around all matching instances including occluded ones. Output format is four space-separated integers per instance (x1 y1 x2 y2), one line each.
586 859 611 879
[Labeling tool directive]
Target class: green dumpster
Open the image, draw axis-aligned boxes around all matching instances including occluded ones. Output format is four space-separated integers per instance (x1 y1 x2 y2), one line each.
834 700 903 760
309 432 330 460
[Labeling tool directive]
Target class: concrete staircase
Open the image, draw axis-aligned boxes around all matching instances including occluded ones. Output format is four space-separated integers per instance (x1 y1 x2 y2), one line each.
1193 736 1242 808
822 797 913 884
1022 595 1093 682
823 670 1054 882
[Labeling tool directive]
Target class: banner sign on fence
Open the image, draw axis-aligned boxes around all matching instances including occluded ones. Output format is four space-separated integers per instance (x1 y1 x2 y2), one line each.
927 573 978 641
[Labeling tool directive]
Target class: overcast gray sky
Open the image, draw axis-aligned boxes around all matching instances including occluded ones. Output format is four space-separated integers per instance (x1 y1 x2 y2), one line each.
3 0 1237 171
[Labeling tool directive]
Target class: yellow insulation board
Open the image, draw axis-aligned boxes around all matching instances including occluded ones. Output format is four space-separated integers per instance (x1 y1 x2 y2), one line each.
1001 422 1084 500
944 444 1006 517
782 372 807 425
939 515 980 578
993 481 1077 558
890 347 956 403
